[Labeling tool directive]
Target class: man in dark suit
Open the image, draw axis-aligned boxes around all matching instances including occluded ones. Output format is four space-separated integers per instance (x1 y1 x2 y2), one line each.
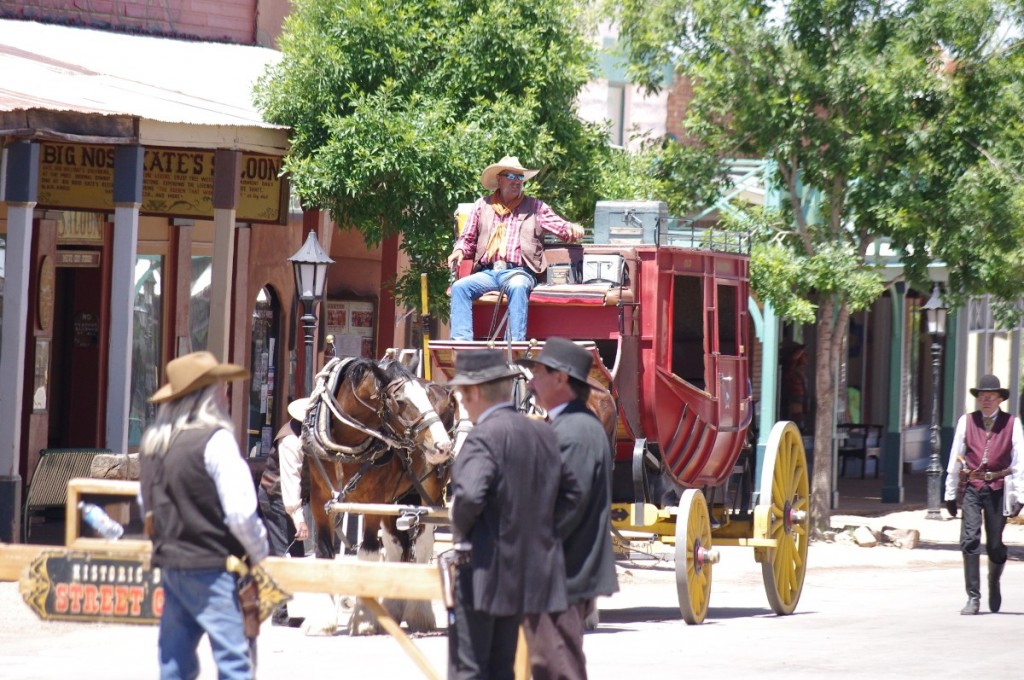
448 349 581 680
518 338 619 680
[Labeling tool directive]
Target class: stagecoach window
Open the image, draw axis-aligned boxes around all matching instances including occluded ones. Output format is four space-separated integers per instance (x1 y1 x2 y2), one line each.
718 283 738 356
128 255 163 447
189 257 212 351
671 275 706 388
247 286 281 458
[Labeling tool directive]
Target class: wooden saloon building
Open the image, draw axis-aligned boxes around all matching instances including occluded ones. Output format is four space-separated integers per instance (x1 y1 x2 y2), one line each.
0 17 320 542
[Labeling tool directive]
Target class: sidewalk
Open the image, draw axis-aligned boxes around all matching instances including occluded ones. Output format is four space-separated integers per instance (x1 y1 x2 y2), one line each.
834 470 929 517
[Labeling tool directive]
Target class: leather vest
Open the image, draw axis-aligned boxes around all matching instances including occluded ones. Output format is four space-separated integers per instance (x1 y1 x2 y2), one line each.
472 196 548 276
964 410 1015 491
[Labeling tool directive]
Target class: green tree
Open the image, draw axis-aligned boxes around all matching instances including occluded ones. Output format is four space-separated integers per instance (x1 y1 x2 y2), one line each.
254 0 612 315
611 0 1024 529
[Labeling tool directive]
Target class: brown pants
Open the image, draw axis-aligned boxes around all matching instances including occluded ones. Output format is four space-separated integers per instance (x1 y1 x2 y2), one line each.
522 600 591 680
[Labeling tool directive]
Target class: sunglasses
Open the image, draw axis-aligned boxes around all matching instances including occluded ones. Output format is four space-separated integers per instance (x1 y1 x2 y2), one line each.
498 172 525 181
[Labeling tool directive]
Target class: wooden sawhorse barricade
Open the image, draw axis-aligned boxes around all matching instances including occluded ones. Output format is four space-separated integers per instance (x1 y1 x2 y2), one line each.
0 478 529 680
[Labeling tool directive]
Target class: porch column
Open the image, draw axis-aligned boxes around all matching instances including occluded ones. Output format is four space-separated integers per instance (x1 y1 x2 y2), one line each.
106 146 144 454
0 141 39 542
882 282 907 503
208 150 240 362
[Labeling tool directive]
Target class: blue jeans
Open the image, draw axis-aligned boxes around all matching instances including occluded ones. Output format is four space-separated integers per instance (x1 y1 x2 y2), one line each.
159 568 253 680
450 267 535 341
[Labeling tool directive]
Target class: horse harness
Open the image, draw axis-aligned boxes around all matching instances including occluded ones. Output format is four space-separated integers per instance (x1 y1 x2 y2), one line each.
302 357 452 510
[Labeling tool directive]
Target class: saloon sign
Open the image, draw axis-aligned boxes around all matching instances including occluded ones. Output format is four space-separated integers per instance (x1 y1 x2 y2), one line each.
36 142 288 224
20 550 163 624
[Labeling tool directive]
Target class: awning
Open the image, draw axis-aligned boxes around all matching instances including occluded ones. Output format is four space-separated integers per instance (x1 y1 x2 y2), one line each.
0 19 288 153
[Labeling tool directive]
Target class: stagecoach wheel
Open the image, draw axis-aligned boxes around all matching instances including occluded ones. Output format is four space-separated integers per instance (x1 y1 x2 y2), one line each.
757 421 810 615
674 488 715 625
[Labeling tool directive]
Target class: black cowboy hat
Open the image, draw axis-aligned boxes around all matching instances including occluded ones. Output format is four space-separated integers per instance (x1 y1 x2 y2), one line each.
448 349 519 386
515 337 592 384
970 374 1010 400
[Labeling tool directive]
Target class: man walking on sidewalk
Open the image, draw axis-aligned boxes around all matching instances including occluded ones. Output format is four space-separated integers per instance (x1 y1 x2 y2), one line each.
944 374 1024 614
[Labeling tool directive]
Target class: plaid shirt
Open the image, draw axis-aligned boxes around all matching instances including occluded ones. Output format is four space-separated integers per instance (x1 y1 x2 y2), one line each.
455 195 576 266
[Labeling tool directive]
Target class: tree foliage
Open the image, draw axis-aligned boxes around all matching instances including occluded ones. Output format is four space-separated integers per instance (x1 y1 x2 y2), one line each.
255 0 611 315
611 0 1024 529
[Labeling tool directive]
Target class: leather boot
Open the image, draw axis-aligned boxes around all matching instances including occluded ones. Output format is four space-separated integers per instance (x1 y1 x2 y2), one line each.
989 560 1005 613
961 554 981 615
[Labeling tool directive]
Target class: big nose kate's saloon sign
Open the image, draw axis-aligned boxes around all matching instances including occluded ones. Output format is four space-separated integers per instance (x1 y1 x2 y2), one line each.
36 142 288 224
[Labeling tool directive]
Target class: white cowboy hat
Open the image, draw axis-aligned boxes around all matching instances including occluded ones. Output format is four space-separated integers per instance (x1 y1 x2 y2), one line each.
287 397 309 423
480 155 540 191
148 351 250 404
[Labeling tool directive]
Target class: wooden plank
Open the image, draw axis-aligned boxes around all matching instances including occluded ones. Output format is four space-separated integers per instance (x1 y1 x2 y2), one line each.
359 597 441 680
0 543 48 581
260 556 443 600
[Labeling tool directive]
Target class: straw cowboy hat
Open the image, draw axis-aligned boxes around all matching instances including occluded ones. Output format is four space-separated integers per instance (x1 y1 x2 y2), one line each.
148 351 250 404
448 349 519 386
287 397 309 423
515 337 592 384
969 374 1010 400
480 155 540 191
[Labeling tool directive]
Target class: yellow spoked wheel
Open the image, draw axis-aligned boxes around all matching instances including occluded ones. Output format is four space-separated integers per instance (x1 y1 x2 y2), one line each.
674 489 717 624
757 421 810 615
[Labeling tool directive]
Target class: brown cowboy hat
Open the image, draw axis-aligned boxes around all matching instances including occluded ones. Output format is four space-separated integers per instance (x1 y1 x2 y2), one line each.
287 398 310 423
969 374 1009 400
480 155 540 191
515 337 592 384
148 351 250 404
448 349 519 386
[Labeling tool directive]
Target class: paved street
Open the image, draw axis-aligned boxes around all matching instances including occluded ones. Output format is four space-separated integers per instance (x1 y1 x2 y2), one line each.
3 509 1024 680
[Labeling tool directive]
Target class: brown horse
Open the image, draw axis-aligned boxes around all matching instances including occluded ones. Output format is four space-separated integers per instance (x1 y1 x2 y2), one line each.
301 357 459 635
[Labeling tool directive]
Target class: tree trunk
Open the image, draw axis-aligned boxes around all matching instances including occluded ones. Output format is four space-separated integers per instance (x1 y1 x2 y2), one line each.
809 296 850 533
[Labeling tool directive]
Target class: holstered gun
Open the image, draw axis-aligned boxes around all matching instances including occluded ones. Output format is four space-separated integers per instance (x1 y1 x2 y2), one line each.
226 555 261 641
437 543 472 625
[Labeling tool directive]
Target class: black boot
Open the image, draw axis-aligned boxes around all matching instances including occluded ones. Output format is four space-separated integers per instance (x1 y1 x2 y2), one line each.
989 561 1005 613
961 554 981 615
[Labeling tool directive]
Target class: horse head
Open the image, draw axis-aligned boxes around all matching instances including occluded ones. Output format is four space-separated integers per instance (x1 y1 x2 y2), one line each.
378 359 454 466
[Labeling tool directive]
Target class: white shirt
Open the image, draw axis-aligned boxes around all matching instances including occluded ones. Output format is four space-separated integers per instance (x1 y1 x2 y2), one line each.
944 411 1024 503
204 428 270 564
277 431 306 526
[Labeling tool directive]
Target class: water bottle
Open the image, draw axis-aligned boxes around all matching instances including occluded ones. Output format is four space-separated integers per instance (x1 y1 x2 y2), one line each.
78 501 124 540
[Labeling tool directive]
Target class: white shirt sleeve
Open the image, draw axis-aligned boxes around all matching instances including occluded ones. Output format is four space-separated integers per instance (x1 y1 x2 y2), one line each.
204 428 270 564
944 415 967 501
1011 417 1024 490
278 433 306 526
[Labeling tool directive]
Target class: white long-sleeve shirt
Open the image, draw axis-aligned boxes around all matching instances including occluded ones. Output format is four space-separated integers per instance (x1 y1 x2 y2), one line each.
204 429 270 564
277 432 306 527
944 411 1024 505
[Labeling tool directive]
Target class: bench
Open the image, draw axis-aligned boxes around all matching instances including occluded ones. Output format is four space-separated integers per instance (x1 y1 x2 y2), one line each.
22 448 111 542
837 424 883 478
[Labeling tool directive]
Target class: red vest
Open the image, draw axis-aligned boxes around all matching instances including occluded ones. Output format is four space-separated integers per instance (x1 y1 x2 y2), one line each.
963 410 1015 491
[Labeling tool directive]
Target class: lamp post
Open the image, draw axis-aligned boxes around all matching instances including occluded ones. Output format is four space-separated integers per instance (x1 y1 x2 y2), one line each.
289 232 334 396
921 282 947 520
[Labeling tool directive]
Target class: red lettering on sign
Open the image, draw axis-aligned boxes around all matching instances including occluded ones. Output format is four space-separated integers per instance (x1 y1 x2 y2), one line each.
83 584 100 614
54 583 69 612
152 586 164 617
100 585 114 615
128 586 145 617
68 583 83 613
114 586 129 616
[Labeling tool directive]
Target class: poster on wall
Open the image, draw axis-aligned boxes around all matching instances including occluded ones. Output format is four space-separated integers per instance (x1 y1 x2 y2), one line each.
324 299 376 359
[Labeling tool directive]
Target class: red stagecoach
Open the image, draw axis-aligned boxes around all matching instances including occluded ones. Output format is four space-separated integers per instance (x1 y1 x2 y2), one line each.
428 209 809 624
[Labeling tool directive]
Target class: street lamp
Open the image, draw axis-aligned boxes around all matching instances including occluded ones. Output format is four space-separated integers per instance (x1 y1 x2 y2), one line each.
289 231 334 396
921 282 947 520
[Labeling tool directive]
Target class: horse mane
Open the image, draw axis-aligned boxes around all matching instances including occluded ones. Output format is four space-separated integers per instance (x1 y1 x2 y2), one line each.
379 358 417 384
343 356 389 389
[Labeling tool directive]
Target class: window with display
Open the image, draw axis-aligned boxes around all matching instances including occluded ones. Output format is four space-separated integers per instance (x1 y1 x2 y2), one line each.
189 256 212 352
247 286 281 458
129 255 163 447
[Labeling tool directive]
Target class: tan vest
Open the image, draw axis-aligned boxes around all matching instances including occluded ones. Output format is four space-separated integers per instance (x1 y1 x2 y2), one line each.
472 196 549 276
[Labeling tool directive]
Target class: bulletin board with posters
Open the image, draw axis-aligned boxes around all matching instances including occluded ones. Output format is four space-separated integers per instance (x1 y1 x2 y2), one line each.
324 298 376 359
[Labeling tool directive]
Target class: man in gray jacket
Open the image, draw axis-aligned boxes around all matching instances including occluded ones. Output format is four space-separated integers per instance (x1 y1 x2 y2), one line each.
448 349 582 680
518 338 619 680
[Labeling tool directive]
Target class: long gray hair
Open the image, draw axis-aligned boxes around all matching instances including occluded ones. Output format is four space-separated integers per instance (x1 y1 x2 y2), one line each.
140 383 235 458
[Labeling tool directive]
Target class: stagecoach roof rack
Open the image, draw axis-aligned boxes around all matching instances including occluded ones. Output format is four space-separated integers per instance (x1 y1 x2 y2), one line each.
660 218 751 255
